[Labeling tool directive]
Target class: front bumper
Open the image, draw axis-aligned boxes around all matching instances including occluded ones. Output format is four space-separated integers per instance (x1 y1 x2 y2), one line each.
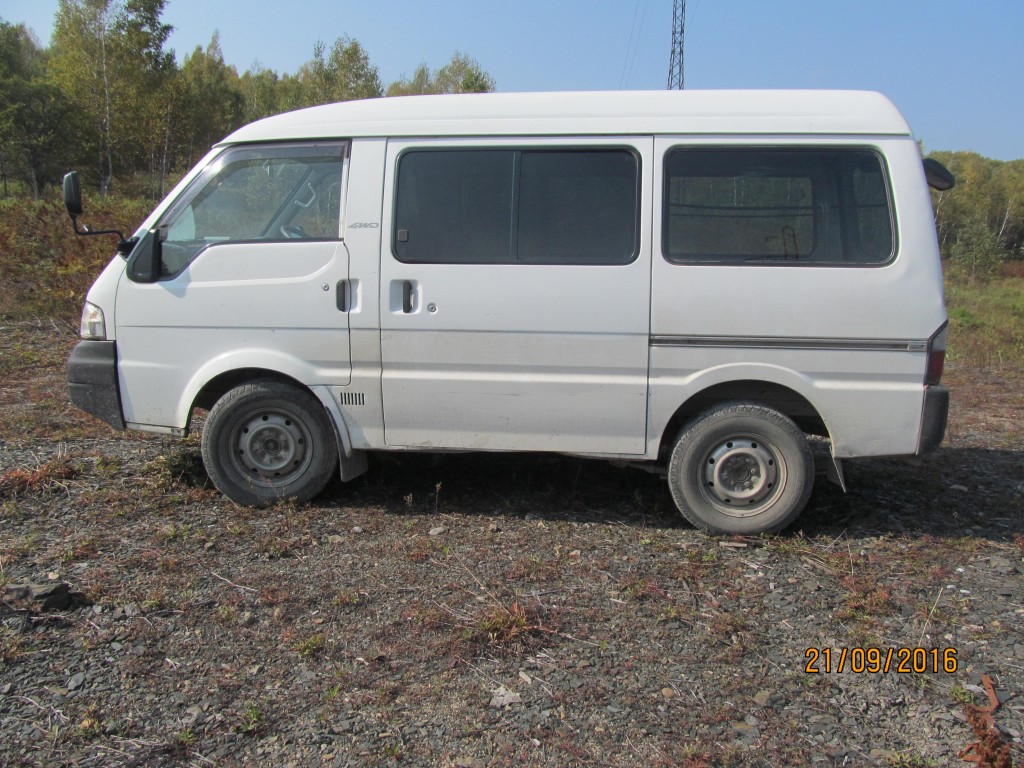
917 385 949 454
67 340 125 430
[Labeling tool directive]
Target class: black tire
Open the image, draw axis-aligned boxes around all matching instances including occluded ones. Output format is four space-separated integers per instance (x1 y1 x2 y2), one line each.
667 403 814 534
201 380 338 507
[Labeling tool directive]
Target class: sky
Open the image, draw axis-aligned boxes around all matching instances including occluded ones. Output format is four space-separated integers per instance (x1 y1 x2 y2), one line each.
3 0 1022 160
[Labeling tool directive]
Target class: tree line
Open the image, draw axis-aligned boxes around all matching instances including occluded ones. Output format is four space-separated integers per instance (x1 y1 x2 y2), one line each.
2 2 1023 274
927 150 1024 277
0 0 494 199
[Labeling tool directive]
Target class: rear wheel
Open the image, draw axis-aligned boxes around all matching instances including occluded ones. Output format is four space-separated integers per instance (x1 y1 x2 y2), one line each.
201 380 337 507
667 403 814 534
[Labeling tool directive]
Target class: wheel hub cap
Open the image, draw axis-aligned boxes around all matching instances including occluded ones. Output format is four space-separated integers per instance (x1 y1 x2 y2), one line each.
701 437 784 517
233 411 310 484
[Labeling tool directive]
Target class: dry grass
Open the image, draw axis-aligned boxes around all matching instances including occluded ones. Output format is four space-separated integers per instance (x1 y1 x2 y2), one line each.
0 457 77 497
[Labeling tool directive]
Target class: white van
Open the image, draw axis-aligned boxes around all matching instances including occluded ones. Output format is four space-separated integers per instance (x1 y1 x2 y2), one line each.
64 90 953 534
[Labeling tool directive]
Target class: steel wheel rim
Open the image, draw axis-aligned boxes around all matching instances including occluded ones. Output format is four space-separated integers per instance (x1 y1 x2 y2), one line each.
230 407 313 488
697 434 786 518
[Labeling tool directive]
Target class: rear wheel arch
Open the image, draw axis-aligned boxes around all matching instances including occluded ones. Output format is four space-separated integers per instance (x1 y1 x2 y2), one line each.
657 379 829 463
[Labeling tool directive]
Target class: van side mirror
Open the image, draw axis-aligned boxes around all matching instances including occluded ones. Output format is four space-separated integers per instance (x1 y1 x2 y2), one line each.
923 158 955 191
60 169 134 251
63 171 84 218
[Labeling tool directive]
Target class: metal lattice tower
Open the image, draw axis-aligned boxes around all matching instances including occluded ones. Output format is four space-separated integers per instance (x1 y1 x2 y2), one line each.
667 0 686 89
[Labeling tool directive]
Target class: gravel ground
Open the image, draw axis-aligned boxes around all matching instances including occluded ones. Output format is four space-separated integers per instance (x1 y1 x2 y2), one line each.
1 326 1022 767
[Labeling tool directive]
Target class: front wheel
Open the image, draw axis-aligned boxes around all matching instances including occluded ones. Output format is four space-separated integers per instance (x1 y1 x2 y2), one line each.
201 380 338 506
667 403 814 534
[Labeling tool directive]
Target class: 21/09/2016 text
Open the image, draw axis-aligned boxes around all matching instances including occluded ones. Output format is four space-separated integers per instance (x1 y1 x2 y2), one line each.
804 647 958 674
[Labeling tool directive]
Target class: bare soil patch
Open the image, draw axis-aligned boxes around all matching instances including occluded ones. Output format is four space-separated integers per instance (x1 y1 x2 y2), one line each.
1 326 1022 767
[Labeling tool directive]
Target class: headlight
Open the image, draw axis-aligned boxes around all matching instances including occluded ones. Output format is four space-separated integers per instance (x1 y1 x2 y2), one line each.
80 302 106 340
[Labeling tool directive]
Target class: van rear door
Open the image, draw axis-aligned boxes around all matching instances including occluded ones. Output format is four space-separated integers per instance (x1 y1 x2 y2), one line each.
378 138 653 454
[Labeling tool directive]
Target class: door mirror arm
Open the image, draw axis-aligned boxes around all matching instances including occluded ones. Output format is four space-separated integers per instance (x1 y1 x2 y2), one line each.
62 170 135 253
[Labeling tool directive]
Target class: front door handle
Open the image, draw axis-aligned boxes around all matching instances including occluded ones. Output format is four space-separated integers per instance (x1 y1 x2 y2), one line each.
336 280 348 312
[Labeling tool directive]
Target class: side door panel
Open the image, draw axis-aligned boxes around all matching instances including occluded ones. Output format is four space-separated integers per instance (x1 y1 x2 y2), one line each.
115 142 351 429
378 137 653 455
117 241 351 428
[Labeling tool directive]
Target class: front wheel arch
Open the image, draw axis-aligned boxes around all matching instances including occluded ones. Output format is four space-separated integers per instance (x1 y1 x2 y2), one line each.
200 378 339 506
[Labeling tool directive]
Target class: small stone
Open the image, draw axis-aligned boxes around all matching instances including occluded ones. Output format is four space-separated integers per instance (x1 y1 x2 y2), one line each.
489 686 521 708
731 720 759 744
67 672 86 691
429 526 445 537
30 582 72 611
351 526 363 534
4 584 30 602
662 687 676 699
988 557 1017 575
718 541 748 549
950 484 969 492
753 690 772 707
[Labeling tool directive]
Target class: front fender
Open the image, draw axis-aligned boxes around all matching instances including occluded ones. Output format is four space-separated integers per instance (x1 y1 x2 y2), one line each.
178 349 358 460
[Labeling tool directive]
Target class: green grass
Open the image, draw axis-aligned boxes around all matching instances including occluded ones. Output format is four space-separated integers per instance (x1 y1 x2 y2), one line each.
945 267 1024 366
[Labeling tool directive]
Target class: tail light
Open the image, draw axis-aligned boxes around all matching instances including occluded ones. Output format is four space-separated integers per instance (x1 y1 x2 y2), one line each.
925 325 947 386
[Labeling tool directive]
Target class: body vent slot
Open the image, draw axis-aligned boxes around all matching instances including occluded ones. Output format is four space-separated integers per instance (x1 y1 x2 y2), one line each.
338 392 365 407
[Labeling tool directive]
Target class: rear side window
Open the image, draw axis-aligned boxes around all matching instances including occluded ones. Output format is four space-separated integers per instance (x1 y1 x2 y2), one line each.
663 148 895 265
394 148 639 265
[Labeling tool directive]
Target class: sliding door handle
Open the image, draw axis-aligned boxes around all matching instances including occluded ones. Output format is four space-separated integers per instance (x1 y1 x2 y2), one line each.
402 280 414 313
389 279 417 314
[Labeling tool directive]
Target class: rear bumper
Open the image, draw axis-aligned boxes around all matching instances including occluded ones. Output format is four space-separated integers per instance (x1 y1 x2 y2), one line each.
917 385 949 454
67 341 125 430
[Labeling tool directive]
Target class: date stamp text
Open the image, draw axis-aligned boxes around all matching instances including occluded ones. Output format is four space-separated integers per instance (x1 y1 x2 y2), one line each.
804 647 957 674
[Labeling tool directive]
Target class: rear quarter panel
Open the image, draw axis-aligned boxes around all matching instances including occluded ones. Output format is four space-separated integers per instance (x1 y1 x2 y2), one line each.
648 137 945 457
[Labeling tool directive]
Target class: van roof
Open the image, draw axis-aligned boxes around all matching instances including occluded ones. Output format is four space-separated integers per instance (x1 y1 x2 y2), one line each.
220 90 913 145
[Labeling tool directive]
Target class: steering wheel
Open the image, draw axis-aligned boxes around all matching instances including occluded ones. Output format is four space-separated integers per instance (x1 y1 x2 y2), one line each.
280 225 308 239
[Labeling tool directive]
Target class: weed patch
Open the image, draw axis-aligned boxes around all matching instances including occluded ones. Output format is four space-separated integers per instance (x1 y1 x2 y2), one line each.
454 599 550 655
0 458 76 497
